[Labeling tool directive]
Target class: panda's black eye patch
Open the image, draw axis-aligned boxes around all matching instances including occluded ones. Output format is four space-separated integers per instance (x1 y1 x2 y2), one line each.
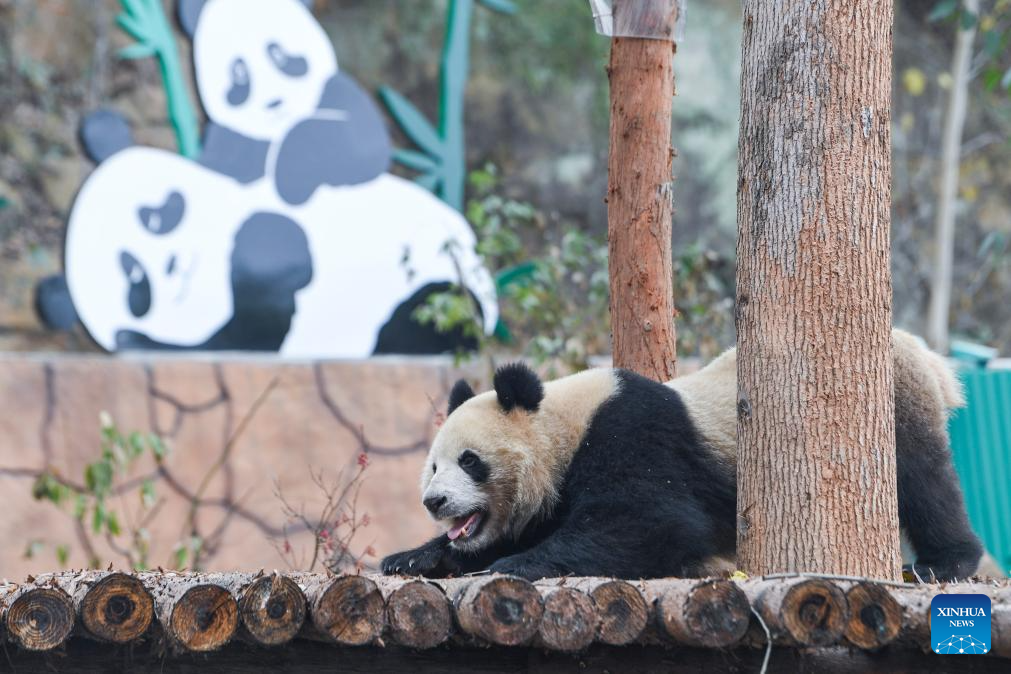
138 191 185 235
267 42 308 77
119 251 151 318
227 58 251 106
458 450 489 483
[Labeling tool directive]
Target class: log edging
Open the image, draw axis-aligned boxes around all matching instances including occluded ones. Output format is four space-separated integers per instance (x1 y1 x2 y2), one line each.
0 571 1006 659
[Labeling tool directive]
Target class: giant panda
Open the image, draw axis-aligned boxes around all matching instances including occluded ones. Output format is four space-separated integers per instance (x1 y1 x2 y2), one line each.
381 329 983 581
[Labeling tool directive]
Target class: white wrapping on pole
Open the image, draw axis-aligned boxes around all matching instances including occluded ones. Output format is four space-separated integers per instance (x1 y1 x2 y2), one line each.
589 0 686 42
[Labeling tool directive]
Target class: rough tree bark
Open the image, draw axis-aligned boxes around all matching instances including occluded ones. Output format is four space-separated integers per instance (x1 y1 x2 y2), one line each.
926 0 979 352
736 0 901 579
606 0 678 381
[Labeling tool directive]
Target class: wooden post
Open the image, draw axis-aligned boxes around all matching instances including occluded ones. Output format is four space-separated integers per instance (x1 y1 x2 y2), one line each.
735 0 901 579
606 0 679 381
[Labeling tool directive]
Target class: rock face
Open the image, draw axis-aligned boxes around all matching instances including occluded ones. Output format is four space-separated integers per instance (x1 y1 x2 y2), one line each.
0 353 491 576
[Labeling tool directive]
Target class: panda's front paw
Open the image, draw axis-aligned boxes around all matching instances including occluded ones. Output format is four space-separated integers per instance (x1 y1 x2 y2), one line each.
381 544 445 577
489 555 562 581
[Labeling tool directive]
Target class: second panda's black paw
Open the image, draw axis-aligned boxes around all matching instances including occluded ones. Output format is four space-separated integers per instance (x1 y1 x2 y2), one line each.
903 543 983 583
381 540 448 577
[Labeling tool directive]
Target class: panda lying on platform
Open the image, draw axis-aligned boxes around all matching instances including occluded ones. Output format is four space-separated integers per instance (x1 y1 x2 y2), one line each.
382 329 982 582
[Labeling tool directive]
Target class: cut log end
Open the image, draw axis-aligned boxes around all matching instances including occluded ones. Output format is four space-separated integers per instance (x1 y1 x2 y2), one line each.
658 579 750 648
537 587 598 652
312 575 384 646
845 582 902 650
170 584 238 652
779 579 849 646
456 576 544 646
385 580 452 649
588 580 648 646
239 574 307 646
6 587 75 651
80 573 154 643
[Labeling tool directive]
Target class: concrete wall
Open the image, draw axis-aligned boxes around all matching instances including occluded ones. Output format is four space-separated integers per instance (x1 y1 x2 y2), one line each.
0 353 494 577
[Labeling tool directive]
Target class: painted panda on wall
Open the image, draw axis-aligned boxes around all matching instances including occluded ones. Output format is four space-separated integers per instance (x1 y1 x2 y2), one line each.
382 330 983 581
56 120 497 356
38 0 500 356
178 0 391 204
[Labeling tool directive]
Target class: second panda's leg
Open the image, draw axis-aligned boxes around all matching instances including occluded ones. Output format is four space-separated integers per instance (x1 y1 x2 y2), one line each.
896 412 982 581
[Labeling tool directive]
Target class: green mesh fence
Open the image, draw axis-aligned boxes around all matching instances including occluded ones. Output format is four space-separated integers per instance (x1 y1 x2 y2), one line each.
948 368 1011 574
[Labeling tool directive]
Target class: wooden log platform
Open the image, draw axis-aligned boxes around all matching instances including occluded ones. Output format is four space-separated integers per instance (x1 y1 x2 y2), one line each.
0 571 1007 671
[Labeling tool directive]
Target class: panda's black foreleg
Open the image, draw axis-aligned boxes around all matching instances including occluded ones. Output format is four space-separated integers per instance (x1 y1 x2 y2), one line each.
487 503 719 580
381 534 513 578
896 421 982 582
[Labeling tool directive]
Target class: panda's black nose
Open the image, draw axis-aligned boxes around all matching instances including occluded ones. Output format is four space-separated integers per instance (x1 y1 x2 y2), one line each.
423 495 446 515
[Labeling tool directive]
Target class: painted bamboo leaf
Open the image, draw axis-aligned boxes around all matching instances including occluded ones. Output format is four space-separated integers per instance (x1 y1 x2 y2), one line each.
394 148 441 173
477 0 517 13
379 87 445 160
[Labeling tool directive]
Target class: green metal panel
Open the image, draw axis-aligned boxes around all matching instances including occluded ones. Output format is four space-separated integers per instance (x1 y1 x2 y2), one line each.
948 368 1011 574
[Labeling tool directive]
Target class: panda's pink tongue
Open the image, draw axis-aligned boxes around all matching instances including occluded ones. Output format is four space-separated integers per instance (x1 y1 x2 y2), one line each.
448 513 480 541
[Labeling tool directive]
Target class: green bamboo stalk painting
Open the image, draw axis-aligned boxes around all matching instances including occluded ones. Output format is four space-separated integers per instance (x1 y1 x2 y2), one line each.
380 0 515 212
116 0 202 158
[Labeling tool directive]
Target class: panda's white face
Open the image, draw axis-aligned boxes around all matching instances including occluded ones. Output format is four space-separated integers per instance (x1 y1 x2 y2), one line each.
65 149 243 350
194 0 338 141
421 441 500 553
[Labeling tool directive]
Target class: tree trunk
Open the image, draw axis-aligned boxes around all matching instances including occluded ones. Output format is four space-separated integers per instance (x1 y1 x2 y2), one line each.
736 0 900 579
926 0 979 352
606 0 678 382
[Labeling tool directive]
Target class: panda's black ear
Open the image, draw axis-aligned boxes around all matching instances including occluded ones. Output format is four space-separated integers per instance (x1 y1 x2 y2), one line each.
493 363 544 413
177 0 210 38
447 379 475 416
79 110 134 164
35 274 79 331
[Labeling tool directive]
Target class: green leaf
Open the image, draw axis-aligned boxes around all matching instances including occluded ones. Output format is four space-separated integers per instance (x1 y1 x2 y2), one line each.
393 148 440 173
74 494 87 521
119 42 157 60
92 502 107 534
85 461 113 497
983 66 1002 92
983 29 1003 58
148 434 168 461
128 432 145 459
172 545 187 569
959 9 977 29
32 473 67 504
23 540 43 560
106 511 122 536
141 479 156 508
56 545 69 567
927 0 958 22
379 87 444 158
477 0 517 13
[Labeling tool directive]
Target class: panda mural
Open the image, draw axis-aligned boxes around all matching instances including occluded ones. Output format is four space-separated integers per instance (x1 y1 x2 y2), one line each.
178 0 392 202
37 0 498 357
